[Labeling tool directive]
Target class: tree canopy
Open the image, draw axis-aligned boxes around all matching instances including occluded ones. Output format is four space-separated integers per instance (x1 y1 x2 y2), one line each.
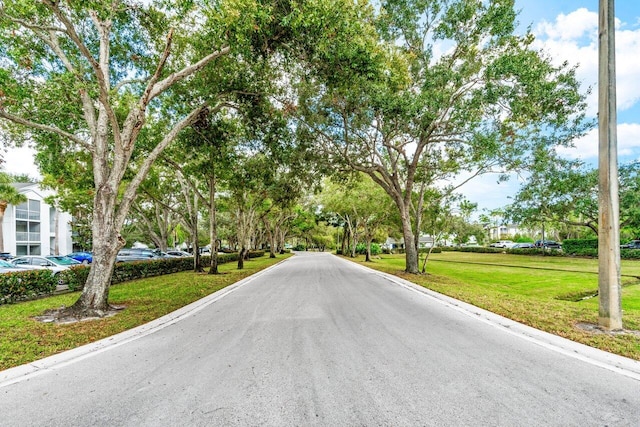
295 0 590 273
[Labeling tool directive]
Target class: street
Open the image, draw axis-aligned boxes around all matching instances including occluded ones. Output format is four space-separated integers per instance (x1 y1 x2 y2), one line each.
1 251 640 426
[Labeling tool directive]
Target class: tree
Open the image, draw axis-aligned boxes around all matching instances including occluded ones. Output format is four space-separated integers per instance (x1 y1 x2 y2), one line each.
320 174 394 261
0 1 252 316
508 160 640 241
0 172 27 252
297 0 589 273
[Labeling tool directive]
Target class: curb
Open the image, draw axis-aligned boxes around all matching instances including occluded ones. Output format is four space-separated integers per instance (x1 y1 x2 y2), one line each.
0 256 292 388
337 255 640 382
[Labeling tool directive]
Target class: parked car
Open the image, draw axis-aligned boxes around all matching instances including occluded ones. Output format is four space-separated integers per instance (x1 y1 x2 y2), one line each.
0 252 14 261
534 240 562 249
489 240 515 248
621 240 640 249
512 243 535 249
66 251 93 264
10 255 81 274
116 248 164 262
0 259 29 273
165 250 193 257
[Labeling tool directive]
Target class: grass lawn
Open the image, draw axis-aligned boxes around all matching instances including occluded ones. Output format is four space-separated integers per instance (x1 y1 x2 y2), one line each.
350 251 640 361
0 254 291 371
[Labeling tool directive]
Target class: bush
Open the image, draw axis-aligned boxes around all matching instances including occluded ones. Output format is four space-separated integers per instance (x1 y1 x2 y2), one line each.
1 251 268 305
443 246 504 254
0 269 57 304
59 266 91 291
355 243 382 255
507 248 564 256
621 249 640 260
563 239 598 254
292 244 306 251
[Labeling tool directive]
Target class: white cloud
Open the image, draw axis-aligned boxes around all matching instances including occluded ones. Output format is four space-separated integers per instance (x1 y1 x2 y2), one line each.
534 8 598 41
556 122 640 161
532 8 640 116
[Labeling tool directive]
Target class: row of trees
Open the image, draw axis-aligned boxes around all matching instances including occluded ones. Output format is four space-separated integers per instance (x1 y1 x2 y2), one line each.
0 0 589 318
505 158 640 241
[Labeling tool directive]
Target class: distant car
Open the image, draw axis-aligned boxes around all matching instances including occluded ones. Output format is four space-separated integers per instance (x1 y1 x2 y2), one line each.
0 252 14 261
165 250 193 257
621 240 640 249
512 243 535 249
534 240 562 249
0 259 29 274
116 248 164 262
489 240 515 248
67 251 93 264
10 255 81 274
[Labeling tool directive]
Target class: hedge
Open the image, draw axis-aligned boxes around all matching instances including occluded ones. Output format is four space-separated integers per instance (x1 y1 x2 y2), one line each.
0 251 266 305
562 239 598 254
442 246 565 256
0 269 57 304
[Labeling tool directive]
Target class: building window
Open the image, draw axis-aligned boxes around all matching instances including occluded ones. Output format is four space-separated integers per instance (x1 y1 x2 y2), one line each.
16 244 41 256
28 199 40 220
50 206 56 232
15 199 42 254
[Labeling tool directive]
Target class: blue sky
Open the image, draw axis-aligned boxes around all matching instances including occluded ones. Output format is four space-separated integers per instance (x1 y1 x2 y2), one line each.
4 1 640 216
458 0 640 213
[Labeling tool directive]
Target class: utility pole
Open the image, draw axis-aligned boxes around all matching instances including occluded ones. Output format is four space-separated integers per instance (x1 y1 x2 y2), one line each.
598 0 622 330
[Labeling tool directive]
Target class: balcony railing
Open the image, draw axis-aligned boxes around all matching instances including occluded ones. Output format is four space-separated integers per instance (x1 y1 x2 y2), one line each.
15 210 40 221
15 232 40 242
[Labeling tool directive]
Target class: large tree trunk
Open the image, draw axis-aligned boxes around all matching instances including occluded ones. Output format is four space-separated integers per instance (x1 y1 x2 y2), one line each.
365 239 372 262
237 247 246 269
208 177 219 274
400 206 419 274
70 190 123 315
192 194 203 273
264 222 276 258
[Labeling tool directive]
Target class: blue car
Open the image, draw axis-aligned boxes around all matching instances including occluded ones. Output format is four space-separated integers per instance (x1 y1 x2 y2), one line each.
66 251 93 264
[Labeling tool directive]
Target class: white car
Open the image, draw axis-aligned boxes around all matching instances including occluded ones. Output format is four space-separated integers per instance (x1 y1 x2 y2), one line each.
165 250 193 257
0 259 30 274
489 240 515 248
11 255 81 274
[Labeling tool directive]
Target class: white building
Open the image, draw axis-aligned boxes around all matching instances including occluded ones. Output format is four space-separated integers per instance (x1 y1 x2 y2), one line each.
488 223 523 240
2 183 73 256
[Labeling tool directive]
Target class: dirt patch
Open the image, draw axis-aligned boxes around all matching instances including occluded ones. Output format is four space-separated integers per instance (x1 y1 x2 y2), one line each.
33 305 126 325
575 322 640 337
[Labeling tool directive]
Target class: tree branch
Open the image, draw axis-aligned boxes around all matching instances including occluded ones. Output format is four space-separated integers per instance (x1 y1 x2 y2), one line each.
148 46 231 101
0 110 91 150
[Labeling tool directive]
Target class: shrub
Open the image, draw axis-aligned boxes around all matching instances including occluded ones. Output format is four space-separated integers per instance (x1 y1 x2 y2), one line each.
563 239 598 254
443 246 504 254
292 244 306 251
0 269 57 304
621 249 640 260
507 248 564 256
1 251 268 305
59 266 91 291
355 243 382 255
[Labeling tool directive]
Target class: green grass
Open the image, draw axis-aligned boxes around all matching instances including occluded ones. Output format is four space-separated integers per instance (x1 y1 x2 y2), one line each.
352 251 640 360
0 254 291 371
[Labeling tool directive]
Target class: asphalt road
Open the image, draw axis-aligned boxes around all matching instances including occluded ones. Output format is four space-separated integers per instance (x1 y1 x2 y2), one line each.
2 251 640 426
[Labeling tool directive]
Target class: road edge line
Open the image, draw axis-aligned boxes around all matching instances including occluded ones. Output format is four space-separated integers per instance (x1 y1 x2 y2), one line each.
337 255 640 382
0 256 292 388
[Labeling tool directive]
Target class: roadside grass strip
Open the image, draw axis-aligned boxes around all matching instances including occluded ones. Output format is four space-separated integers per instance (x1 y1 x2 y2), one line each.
350 252 640 361
0 254 292 371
